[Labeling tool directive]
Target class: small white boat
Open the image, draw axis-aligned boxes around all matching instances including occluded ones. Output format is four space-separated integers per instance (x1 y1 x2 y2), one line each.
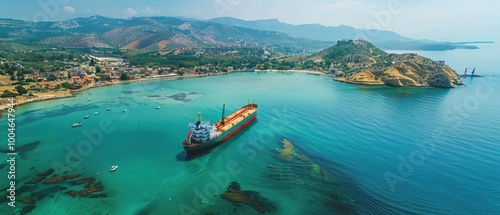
94 112 99 115
84 115 89 119
88 98 90 101
110 165 118 172
156 106 161 110
123 109 127 112
107 108 111 111
72 121 82 127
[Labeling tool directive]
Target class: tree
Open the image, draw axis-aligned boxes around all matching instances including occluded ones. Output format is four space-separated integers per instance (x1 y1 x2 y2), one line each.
16 71 25 79
15 85 28 95
47 75 57 81
177 71 185 76
6 67 14 75
10 75 16 81
1 90 17 98
96 66 101 73
120 73 130 80
89 58 96 66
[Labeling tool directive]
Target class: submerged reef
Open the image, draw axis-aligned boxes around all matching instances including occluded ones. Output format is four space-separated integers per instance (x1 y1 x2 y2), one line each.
168 93 191 102
27 176 46 184
167 92 200 102
19 205 36 215
277 139 295 161
72 177 91 185
62 174 81 180
43 176 64 184
18 196 36 204
221 182 277 214
270 139 356 213
37 168 54 177
10 167 109 214
0 141 41 159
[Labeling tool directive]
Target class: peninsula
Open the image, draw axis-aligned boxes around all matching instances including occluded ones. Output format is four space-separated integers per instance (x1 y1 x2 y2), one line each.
314 40 463 88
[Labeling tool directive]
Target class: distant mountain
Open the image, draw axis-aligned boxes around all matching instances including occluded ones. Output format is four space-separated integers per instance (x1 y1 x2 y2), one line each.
312 40 462 88
0 16 332 53
209 17 478 51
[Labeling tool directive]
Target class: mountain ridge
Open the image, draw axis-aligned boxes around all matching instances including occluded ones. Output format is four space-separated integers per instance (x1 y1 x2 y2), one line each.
0 16 332 53
209 17 479 51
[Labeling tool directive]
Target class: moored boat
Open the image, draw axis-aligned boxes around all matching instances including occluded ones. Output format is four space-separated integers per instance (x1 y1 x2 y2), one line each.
72 121 82 127
182 103 258 153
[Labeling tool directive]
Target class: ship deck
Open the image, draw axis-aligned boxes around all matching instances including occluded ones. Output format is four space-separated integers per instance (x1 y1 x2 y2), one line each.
215 104 257 132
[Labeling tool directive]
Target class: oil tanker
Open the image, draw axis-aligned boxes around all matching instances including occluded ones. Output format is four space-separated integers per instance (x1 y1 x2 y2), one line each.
182 103 258 153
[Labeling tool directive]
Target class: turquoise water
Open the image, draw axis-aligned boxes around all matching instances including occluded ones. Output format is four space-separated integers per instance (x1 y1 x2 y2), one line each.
1 45 500 214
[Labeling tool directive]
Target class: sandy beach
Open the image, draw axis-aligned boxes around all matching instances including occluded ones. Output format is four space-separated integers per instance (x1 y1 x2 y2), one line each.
256 69 326 75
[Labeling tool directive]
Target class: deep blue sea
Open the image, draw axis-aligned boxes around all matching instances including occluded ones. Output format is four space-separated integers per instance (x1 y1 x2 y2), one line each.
1 44 499 214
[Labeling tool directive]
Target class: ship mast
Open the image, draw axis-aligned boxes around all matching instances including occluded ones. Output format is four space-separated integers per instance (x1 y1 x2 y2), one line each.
221 104 225 125
198 112 202 122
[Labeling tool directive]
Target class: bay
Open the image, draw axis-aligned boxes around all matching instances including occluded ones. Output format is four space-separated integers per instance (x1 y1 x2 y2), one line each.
1 45 499 214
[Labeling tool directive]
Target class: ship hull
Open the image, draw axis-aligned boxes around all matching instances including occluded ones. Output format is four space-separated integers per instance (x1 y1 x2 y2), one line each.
183 111 257 153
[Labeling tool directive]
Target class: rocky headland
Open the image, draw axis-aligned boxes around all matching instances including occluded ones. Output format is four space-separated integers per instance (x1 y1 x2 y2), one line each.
315 40 463 88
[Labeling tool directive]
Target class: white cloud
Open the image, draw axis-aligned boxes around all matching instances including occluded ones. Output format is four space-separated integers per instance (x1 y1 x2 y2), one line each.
185 9 202 16
191 9 202 15
63 5 75 14
123 8 138 16
324 1 377 17
141 7 161 14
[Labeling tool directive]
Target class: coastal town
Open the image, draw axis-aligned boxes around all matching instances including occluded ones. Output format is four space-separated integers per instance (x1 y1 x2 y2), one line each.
0 51 329 110
0 55 212 109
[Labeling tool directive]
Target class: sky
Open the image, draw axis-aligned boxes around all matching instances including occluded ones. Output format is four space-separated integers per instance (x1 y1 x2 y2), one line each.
0 0 498 41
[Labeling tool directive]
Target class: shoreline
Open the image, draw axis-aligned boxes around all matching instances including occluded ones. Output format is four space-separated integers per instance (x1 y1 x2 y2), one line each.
333 77 465 88
0 70 321 113
0 74 201 113
333 77 385 86
255 69 326 75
